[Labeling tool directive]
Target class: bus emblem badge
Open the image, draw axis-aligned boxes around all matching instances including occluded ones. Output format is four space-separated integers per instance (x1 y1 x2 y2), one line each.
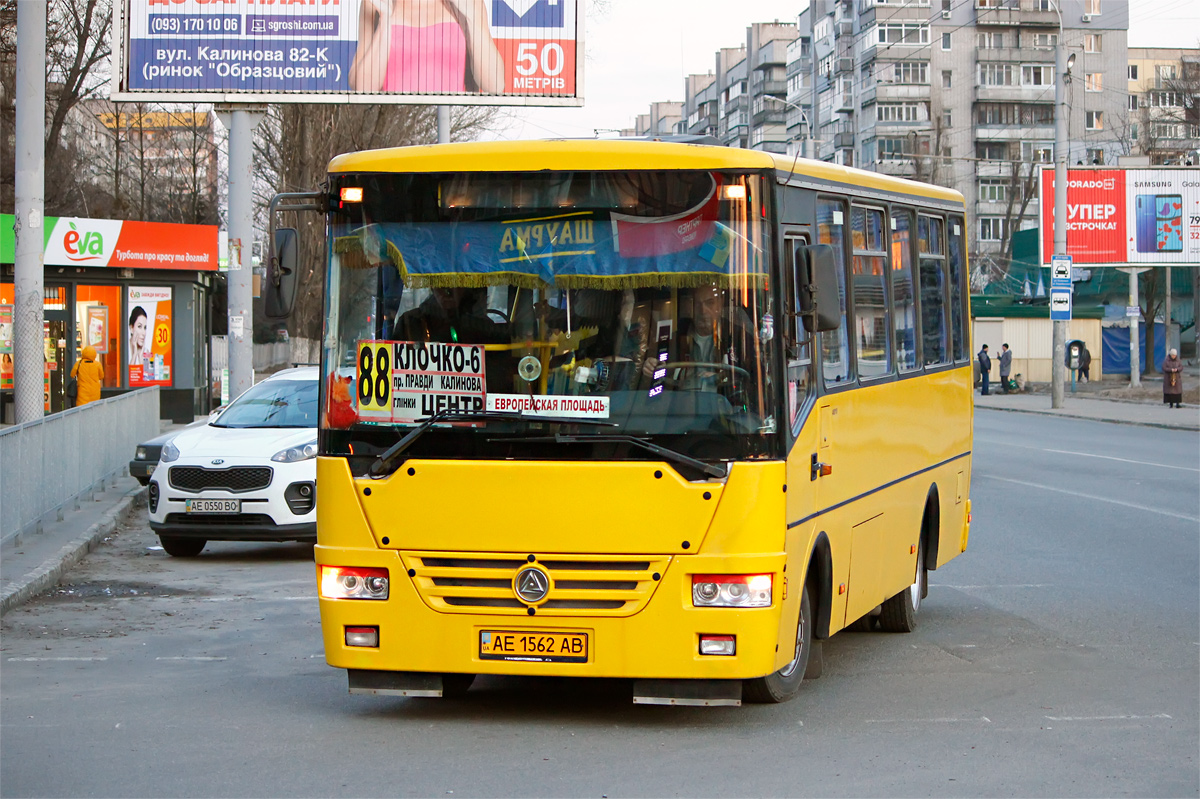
514 566 550 604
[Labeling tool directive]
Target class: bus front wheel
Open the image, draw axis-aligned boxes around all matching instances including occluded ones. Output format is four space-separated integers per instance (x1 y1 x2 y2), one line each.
744 584 812 703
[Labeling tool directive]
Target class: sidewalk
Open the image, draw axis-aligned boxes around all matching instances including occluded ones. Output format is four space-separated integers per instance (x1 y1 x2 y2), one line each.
1 419 193 618
975 390 1199 431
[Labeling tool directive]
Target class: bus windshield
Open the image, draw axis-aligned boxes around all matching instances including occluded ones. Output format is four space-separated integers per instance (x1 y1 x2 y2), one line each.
323 169 781 473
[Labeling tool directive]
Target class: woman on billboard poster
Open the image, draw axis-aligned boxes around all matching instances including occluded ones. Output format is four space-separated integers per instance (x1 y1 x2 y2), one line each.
348 0 506 94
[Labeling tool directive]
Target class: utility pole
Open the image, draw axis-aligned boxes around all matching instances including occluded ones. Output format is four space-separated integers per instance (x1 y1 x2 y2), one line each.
437 106 450 145
1051 42 1073 409
13 0 47 423
216 106 265 402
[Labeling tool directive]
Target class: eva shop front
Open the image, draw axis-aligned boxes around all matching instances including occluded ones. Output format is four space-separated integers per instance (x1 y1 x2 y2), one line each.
1 215 218 422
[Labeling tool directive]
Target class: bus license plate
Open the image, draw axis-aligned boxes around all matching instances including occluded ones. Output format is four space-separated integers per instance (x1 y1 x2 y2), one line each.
479 631 588 663
185 499 241 514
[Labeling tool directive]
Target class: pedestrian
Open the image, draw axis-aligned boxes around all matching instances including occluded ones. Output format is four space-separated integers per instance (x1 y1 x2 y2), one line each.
70 345 104 407
1162 347 1184 408
1078 342 1091 383
977 344 992 395
999 343 1013 394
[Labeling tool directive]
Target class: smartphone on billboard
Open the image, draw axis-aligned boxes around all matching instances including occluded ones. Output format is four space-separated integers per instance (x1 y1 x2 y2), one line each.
1155 194 1183 253
1135 194 1158 253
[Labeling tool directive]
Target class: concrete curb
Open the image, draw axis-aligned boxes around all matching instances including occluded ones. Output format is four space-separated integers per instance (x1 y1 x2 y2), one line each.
0 487 143 618
975 403 1200 432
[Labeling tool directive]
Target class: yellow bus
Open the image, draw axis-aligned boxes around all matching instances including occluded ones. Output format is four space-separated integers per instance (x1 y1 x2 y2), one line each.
268 138 972 706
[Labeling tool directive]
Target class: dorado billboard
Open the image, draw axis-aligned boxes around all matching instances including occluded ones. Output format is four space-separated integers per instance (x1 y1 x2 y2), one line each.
1039 166 1200 265
113 0 583 105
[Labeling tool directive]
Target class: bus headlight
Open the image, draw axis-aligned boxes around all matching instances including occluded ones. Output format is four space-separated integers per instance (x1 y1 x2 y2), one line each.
320 566 389 600
691 574 772 608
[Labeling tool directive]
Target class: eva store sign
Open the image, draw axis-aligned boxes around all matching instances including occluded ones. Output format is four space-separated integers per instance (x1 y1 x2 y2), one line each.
43 218 124 266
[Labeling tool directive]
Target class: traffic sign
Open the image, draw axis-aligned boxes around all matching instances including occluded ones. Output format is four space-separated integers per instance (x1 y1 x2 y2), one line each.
1050 289 1072 321
1051 255 1073 290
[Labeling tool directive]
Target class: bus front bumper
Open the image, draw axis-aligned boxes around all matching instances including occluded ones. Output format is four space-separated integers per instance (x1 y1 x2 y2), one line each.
315 545 788 681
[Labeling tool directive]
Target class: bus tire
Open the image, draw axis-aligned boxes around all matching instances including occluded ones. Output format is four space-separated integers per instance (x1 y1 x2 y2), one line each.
744 583 812 703
441 673 475 698
879 534 925 633
159 535 205 558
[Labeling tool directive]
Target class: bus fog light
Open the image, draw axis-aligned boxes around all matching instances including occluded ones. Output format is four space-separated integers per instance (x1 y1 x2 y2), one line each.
699 634 736 656
321 566 390 600
345 626 379 647
692 574 773 607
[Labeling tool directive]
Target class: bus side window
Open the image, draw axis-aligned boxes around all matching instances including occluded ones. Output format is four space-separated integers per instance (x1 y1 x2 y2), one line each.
947 215 969 362
816 198 854 386
785 238 813 427
850 205 891 380
891 208 920 372
918 214 949 367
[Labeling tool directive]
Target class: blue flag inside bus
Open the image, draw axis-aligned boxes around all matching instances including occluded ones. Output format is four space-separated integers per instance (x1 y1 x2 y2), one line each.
334 211 764 289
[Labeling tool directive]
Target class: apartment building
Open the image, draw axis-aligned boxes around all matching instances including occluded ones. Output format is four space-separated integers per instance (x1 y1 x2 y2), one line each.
633 102 685 138
1127 48 1200 165
668 0 1130 258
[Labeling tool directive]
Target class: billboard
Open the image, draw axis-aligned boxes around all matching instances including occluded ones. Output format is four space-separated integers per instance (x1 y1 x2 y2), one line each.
113 0 583 105
1039 167 1200 265
0 215 219 271
127 287 173 388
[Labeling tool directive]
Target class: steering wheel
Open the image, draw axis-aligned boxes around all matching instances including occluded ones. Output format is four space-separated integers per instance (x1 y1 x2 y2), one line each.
662 361 752 383
487 308 510 323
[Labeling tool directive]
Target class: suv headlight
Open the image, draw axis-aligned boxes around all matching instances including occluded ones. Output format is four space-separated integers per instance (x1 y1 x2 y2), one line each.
160 442 181 463
136 446 148 460
272 441 318 463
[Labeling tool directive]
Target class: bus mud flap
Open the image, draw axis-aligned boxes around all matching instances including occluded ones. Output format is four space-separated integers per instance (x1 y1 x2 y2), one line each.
348 669 445 697
632 679 742 706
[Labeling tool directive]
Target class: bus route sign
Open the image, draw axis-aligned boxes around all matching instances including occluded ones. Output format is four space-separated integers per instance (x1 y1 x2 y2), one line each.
356 340 486 424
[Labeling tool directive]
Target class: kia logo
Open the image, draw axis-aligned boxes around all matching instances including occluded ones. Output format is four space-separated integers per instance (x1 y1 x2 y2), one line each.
211 459 224 465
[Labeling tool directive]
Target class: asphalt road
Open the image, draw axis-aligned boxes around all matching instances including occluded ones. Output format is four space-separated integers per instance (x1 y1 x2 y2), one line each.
2 409 1197 798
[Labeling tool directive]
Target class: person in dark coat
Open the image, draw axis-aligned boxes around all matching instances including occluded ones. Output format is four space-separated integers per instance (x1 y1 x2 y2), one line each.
977 344 992 396
1162 348 1184 408
999 343 1013 393
1078 343 1092 383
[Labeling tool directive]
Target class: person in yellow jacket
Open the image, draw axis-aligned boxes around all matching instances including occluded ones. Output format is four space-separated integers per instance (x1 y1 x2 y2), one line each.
70 345 104 406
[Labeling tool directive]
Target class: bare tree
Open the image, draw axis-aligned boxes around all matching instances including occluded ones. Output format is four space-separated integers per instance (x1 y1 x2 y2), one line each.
1139 268 1165 375
999 157 1038 260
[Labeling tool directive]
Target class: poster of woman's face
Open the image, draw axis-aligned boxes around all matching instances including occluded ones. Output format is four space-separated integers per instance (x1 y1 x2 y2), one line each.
126 287 173 387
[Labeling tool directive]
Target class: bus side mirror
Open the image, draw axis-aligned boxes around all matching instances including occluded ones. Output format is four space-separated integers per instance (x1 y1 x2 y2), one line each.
265 227 298 321
799 244 841 333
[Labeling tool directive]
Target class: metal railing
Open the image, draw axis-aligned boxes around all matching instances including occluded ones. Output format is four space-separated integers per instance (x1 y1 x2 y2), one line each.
0 387 160 545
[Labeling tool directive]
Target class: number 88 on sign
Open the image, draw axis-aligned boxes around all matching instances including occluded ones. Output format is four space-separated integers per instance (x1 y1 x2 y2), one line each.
357 341 393 421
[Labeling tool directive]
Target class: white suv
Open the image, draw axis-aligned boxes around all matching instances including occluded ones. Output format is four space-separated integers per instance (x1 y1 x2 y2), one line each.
148 368 318 557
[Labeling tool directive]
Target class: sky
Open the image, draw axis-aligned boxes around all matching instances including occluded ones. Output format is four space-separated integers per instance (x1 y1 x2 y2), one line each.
487 0 1200 141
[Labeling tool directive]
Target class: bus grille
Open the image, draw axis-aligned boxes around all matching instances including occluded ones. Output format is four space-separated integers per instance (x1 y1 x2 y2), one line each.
402 553 672 617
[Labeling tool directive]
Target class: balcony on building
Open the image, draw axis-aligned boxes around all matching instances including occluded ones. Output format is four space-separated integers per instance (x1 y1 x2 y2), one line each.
974 159 1010 178
976 84 1055 103
753 103 787 126
858 0 933 26
871 82 931 102
975 123 1055 141
874 158 917 176
976 47 1055 64
756 40 790 70
873 120 932 138
975 3 1058 27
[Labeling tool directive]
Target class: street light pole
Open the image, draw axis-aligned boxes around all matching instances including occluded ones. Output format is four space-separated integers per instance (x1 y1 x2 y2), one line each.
764 95 811 158
1051 42 1074 409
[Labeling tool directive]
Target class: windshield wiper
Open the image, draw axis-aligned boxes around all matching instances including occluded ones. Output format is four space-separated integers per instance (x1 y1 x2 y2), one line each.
506 432 727 480
367 410 614 478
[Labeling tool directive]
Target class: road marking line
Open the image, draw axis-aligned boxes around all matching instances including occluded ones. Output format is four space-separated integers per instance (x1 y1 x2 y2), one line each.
155 656 227 661
937 584 1052 589
980 475 1200 522
6 652 107 657
866 717 992 724
1044 714 1172 721
1043 448 1200 473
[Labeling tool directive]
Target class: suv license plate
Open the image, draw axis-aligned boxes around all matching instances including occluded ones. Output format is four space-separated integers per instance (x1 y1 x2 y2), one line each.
480 630 588 663
185 499 241 514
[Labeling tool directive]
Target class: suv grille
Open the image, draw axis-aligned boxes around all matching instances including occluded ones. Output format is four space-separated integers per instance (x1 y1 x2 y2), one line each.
169 466 273 493
402 553 672 617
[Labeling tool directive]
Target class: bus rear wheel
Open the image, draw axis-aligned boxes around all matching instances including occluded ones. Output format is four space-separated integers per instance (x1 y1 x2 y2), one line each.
879 535 926 633
744 584 812 704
